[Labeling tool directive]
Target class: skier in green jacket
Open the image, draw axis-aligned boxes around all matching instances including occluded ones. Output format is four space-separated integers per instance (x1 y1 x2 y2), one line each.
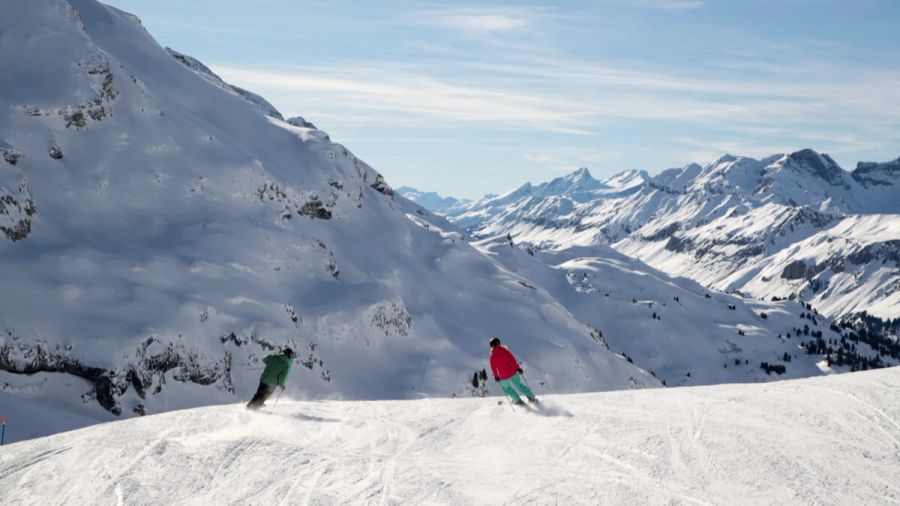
246 348 295 410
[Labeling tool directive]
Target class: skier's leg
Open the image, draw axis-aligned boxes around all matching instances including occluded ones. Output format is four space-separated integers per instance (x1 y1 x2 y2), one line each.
258 384 275 405
247 383 265 409
499 378 522 403
247 383 273 409
510 373 536 402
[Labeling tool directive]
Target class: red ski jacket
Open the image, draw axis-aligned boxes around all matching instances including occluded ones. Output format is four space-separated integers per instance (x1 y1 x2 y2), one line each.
489 345 520 380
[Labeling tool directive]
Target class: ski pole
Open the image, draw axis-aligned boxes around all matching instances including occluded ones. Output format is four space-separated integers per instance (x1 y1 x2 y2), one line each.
274 388 283 408
504 393 516 411
521 372 534 391
1 415 6 446
499 385 516 411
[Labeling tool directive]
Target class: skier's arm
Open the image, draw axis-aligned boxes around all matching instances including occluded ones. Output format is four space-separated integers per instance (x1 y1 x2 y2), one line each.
507 353 520 374
277 358 292 387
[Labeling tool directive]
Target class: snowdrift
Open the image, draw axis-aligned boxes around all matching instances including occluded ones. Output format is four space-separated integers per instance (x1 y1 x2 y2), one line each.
2 368 899 505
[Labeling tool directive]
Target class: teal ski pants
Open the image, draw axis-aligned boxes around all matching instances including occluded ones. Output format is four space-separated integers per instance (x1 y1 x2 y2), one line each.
500 373 535 402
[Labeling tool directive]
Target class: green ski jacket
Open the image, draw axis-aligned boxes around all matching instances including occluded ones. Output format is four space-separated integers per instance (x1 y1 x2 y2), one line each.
259 353 293 387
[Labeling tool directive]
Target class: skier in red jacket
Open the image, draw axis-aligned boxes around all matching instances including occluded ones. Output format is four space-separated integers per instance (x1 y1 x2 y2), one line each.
489 337 538 405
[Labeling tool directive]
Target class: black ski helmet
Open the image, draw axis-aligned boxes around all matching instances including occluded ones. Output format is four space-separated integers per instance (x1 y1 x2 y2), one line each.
283 347 295 358
489 337 501 348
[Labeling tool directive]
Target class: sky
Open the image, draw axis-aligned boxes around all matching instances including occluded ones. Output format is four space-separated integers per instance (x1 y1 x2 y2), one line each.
106 0 900 199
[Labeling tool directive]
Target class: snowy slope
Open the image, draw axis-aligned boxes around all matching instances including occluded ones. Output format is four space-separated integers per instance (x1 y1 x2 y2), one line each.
738 214 900 318
475 236 893 387
0 0 655 430
3 367 899 504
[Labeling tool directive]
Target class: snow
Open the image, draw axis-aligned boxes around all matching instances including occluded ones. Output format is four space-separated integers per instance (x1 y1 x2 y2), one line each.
2 367 899 504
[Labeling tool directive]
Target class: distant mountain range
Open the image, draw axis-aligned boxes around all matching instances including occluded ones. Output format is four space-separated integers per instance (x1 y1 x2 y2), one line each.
395 187 467 214
399 167 650 232
409 151 900 323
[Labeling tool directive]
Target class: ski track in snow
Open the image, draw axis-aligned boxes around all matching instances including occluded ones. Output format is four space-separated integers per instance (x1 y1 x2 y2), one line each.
2 368 900 505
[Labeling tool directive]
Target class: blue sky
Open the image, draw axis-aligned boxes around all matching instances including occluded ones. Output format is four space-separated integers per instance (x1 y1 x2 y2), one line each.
107 0 899 198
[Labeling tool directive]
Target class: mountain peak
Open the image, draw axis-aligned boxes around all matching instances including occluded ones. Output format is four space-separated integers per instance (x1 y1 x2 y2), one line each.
286 116 317 129
683 162 704 172
601 169 650 190
539 167 605 199
778 149 847 186
709 154 738 167
567 167 593 180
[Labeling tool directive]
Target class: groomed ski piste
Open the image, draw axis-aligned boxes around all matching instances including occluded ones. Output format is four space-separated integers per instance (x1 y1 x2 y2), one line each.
3 368 899 505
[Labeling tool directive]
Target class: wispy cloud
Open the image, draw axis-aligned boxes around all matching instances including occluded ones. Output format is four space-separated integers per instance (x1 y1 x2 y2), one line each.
672 136 799 161
214 65 594 134
523 153 553 163
428 12 530 34
597 0 705 11
407 5 547 36
522 147 628 173
629 0 705 10
671 132 886 168
215 56 900 138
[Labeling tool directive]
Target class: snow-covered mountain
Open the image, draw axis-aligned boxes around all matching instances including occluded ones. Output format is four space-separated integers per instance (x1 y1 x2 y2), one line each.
448 152 900 325
735 215 899 318
3 367 899 504
395 186 465 214
445 168 649 234
0 0 658 432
